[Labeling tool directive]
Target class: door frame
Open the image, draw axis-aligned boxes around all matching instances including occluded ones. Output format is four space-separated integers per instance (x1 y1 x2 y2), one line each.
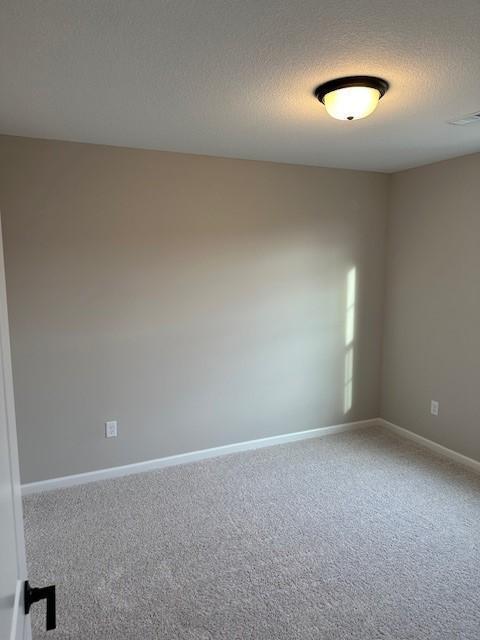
0 215 31 640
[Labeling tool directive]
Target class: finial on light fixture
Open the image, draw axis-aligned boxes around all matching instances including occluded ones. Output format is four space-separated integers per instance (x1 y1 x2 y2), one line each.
314 76 389 121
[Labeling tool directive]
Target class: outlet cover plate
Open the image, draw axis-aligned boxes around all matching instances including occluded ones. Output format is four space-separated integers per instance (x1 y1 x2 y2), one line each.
105 420 118 438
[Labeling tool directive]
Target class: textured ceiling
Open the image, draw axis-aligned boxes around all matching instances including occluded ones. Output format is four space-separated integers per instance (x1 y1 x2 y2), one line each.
1 1 480 172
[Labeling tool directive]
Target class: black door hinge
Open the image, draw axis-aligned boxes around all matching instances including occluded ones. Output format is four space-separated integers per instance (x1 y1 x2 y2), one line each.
24 580 56 631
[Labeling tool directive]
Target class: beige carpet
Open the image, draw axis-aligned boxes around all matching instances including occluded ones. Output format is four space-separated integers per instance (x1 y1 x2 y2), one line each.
24 426 480 639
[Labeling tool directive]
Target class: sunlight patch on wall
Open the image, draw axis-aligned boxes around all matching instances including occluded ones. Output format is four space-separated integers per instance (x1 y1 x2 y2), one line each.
344 267 356 413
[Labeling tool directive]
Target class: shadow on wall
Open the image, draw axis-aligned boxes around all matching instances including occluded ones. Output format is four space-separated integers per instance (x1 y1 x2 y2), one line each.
344 266 356 415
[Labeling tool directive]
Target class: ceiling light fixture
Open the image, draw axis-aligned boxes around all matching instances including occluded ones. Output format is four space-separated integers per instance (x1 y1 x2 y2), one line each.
314 76 389 121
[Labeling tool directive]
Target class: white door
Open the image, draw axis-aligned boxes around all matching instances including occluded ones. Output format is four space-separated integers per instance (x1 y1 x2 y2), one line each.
0 215 31 640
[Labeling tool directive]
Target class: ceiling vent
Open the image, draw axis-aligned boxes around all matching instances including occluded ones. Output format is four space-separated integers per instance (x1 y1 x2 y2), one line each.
448 112 480 126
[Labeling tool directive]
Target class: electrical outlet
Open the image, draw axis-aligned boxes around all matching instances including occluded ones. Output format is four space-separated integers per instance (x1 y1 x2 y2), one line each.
105 420 118 438
430 400 439 417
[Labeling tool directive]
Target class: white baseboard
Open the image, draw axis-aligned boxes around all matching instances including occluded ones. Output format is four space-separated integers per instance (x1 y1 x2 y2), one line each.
21 418 379 495
21 417 480 496
380 418 480 474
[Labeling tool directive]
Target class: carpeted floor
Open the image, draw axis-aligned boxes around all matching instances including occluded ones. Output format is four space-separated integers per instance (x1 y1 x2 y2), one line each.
23 426 480 639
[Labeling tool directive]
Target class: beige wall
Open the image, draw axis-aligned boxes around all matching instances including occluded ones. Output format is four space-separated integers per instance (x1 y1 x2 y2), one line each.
0 136 388 483
382 153 480 460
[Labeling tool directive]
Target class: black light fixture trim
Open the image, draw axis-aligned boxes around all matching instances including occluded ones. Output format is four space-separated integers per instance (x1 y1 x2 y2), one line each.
314 76 389 104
